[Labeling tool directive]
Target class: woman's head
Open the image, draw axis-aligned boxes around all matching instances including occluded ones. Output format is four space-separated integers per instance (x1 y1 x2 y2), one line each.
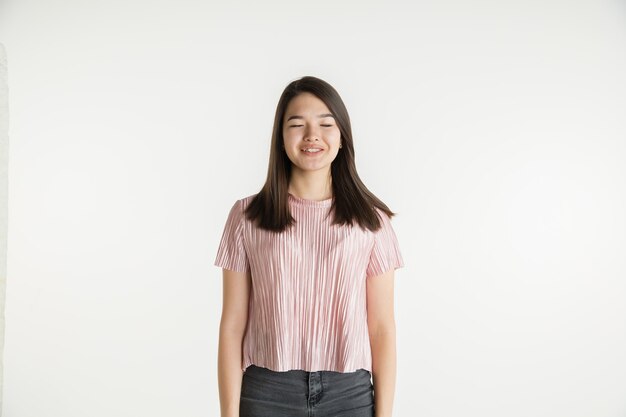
246 75 396 232
271 76 354 185
281 92 342 180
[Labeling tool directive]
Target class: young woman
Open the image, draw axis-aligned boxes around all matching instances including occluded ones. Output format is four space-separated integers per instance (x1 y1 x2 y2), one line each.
214 75 404 417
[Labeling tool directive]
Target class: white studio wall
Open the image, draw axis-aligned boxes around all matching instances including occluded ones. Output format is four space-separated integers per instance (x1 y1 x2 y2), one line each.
0 43 8 415
0 1 625 417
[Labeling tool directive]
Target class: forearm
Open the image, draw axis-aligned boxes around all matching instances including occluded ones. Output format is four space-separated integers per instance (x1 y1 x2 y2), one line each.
369 325 397 417
218 325 245 417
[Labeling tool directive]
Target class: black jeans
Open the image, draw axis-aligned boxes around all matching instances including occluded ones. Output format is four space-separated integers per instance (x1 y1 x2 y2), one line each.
240 364 375 417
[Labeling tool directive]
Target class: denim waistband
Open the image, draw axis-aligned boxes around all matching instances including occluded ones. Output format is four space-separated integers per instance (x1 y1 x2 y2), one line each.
244 364 371 383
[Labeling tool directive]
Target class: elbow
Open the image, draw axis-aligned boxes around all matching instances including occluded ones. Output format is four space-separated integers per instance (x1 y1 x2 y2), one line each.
219 314 248 339
368 319 396 341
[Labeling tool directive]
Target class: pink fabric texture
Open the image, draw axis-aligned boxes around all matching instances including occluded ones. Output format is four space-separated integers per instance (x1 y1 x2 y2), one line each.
214 192 405 373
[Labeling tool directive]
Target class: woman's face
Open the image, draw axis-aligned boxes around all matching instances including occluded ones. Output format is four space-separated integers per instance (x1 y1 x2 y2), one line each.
282 92 342 174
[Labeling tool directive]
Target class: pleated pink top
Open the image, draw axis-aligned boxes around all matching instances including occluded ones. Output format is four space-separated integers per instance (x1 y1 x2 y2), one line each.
214 192 405 373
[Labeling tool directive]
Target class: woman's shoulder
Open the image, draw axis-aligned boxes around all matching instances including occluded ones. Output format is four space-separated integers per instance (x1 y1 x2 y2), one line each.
228 193 259 216
238 192 258 208
371 205 393 222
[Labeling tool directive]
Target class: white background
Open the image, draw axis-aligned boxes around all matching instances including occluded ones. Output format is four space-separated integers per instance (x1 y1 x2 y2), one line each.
1 1 625 416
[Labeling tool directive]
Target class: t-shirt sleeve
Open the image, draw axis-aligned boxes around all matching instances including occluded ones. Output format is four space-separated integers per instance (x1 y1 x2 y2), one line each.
366 209 405 279
214 199 250 273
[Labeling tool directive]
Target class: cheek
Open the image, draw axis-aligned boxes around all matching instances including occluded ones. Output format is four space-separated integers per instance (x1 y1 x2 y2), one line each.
283 129 298 143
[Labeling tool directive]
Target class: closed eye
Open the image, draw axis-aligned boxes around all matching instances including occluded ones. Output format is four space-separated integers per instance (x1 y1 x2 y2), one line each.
289 124 334 127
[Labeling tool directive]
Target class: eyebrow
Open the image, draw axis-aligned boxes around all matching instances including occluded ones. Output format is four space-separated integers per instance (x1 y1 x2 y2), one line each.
286 113 335 122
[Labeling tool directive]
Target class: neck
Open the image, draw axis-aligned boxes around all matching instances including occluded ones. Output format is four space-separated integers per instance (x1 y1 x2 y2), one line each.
288 168 333 200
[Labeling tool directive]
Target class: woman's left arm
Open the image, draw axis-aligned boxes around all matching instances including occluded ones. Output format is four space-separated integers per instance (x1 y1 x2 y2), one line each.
366 268 397 417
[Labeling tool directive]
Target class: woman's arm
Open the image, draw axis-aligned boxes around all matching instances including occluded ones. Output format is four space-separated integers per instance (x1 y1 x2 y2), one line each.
367 268 397 417
218 268 251 417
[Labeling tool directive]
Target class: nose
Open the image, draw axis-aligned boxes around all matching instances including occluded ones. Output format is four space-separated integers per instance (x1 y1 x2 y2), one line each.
304 125 320 141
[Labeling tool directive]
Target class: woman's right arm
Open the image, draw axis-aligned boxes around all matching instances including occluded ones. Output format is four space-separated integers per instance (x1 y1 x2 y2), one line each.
218 268 251 417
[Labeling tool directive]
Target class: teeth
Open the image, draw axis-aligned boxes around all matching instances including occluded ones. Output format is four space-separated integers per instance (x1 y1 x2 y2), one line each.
303 149 322 153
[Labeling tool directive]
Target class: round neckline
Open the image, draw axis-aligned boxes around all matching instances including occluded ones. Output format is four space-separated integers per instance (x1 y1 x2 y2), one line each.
288 192 333 208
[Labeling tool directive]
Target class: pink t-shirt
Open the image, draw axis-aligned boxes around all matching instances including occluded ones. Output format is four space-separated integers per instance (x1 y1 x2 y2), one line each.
214 192 405 373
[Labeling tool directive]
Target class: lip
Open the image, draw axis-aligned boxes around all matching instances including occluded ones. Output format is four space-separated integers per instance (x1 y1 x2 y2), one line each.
301 147 324 156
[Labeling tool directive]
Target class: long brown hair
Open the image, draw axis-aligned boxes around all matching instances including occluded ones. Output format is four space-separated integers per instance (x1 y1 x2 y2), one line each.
244 75 398 233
